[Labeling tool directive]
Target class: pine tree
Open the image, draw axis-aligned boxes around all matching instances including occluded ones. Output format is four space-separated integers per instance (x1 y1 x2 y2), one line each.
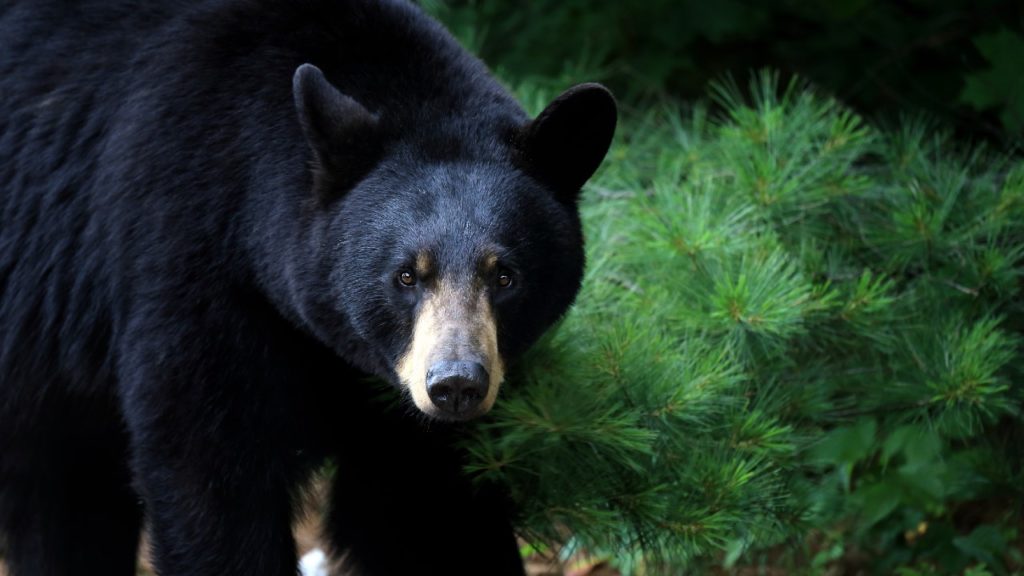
463 72 1024 572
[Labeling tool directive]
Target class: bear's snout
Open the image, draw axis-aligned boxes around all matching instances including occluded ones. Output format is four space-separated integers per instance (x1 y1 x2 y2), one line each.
425 360 490 418
396 275 505 420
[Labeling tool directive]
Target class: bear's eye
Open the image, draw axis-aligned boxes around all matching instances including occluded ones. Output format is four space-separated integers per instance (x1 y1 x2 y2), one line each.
496 270 514 289
397 270 417 287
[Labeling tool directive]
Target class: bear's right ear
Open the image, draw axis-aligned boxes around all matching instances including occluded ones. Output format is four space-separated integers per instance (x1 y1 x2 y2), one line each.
293 63 381 202
516 83 617 203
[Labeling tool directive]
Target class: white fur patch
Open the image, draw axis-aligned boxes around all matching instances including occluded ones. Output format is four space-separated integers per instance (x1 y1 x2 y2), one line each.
299 548 329 576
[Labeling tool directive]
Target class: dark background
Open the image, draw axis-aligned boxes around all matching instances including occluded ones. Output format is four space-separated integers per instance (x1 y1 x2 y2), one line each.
429 0 1024 145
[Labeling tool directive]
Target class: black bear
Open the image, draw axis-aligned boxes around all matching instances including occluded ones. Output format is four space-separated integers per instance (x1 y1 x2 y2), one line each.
0 0 615 575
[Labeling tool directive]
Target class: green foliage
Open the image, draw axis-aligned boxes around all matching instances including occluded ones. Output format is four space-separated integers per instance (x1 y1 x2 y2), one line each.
462 73 1024 573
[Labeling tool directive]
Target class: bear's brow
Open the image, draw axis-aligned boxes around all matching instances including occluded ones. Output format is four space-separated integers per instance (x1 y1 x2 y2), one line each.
481 252 498 272
415 251 434 277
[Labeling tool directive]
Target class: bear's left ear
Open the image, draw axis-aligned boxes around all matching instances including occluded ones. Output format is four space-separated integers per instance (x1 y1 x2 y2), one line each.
293 63 382 202
517 83 617 202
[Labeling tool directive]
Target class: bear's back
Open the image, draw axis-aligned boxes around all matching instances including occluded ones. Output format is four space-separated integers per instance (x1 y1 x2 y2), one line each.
0 1 166 401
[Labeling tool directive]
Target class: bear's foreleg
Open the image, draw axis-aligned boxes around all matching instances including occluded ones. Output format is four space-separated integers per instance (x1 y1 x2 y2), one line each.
119 305 303 576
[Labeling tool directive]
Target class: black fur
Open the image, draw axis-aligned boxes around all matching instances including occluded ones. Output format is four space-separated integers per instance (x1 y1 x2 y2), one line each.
0 1 616 575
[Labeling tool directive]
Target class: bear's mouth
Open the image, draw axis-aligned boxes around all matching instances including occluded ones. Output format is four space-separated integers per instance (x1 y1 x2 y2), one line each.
395 280 504 421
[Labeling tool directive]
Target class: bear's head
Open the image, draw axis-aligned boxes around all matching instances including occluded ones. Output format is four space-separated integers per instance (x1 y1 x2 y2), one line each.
292 64 616 421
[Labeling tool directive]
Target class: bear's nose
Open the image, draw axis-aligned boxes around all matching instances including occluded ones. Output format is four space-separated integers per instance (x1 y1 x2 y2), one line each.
425 360 489 417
